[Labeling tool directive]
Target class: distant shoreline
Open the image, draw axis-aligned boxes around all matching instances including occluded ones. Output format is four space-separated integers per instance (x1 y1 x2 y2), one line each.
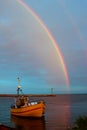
0 93 87 97
0 94 56 97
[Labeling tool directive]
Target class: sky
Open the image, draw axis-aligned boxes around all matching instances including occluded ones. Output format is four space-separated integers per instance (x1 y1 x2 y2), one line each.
0 0 87 94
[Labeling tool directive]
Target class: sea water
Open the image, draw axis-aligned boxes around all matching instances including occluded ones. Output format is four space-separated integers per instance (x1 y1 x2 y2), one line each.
0 94 87 130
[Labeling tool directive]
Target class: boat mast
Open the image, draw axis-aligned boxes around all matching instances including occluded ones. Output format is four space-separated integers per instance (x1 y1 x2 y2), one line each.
18 76 20 86
17 76 21 96
17 76 24 95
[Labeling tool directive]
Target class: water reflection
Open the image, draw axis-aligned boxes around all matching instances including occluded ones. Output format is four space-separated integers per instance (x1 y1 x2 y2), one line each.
45 95 71 130
11 116 46 130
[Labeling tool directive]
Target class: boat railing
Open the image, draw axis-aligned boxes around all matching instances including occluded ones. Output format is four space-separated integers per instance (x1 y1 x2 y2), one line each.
28 100 45 106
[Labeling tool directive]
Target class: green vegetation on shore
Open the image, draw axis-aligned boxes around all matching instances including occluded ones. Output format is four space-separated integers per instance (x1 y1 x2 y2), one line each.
72 116 87 130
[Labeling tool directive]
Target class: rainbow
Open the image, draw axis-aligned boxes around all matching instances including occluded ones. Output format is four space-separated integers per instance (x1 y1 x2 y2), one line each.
58 0 85 45
16 0 70 88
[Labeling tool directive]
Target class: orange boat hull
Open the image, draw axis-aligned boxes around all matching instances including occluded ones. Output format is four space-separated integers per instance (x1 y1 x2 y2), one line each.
11 101 45 117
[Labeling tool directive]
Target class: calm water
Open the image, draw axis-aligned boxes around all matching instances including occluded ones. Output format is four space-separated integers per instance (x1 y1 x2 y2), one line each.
0 94 87 130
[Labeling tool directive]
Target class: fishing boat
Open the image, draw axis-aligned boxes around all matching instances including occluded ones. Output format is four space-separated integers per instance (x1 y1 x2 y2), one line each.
10 77 45 118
